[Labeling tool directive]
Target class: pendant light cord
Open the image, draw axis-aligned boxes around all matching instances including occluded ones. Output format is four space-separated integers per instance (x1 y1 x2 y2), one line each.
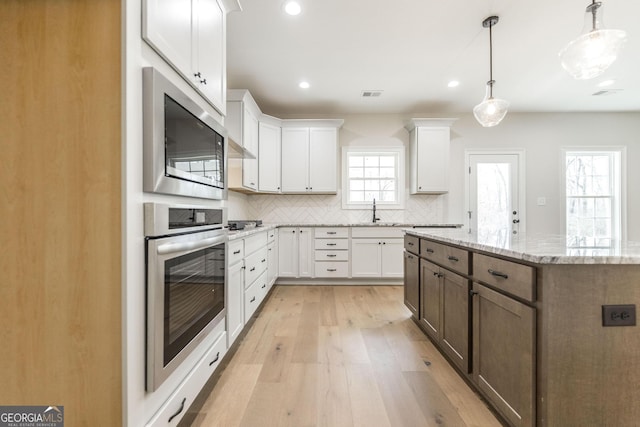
489 20 494 98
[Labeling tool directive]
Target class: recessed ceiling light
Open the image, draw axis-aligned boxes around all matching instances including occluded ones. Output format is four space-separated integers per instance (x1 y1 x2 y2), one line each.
447 80 460 88
299 81 310 89
597 79 616 87
283 1 301 15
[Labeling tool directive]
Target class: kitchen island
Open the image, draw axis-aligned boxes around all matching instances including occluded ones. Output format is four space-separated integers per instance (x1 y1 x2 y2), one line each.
404 228 640 427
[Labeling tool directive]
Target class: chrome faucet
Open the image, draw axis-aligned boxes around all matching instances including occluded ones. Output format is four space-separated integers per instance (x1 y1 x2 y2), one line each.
372 198 380 223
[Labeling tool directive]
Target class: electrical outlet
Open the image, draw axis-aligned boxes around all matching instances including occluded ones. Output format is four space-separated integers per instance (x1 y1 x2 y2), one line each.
602 305 636 327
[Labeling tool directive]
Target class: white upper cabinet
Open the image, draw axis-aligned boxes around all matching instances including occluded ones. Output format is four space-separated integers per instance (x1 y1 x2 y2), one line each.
406 118 457 194
281 128 310 192
280 122 342 194
143 0 238 114
226 90 261 153
309 128 337 193
258 120 282 193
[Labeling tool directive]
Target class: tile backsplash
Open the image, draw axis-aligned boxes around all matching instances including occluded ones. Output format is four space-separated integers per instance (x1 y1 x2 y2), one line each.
233 190 445 224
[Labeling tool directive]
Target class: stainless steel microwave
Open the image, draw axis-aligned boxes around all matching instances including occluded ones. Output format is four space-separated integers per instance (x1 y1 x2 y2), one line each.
142 67 228 200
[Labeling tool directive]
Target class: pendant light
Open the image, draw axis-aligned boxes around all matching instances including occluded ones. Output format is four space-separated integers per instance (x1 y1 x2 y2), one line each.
559 1 627 80
473 16 509 128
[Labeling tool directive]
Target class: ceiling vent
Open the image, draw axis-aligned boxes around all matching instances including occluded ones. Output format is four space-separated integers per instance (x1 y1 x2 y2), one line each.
361 90 383 98
592 89 622 96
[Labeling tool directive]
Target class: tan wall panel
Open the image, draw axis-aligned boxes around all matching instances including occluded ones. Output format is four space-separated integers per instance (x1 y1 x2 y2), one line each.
0 1 122 425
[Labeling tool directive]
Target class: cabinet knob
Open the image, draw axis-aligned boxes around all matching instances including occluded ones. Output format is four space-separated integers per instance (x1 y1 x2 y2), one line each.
419 186 422 190
200 78 207 85
194 72 201 78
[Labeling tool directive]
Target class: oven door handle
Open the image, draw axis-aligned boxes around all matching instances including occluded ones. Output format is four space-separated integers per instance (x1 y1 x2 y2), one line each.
157 236 227 255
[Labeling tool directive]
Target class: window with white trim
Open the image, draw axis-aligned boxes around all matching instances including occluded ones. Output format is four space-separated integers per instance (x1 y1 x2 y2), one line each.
342 147 405 209
565 149 623 250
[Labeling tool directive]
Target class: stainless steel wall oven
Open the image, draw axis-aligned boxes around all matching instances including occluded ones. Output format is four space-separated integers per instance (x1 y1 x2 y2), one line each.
144 203 227 391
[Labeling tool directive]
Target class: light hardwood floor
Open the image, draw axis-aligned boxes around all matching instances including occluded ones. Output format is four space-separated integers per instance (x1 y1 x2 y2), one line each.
183 285 503 427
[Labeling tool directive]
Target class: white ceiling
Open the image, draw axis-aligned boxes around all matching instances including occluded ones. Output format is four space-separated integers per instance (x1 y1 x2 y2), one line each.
226 0 640 116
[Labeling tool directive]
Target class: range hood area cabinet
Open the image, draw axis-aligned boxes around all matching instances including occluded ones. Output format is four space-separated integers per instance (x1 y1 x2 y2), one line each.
226 90 260 192
406 118 457 194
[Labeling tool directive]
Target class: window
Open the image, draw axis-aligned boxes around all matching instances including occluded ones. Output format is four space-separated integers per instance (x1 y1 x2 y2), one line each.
342 147 404 209
564 149 624 250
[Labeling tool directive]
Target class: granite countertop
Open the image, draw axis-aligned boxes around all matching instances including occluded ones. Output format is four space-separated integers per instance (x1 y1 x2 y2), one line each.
268 223 463 228
405 228 640 265
227 223 462 240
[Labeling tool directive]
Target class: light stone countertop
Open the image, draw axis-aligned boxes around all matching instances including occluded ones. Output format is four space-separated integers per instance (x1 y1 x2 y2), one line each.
405 228 640 265
227 223 462 241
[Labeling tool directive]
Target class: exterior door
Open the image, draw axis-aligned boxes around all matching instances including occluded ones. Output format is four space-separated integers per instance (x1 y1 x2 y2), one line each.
468 153 523 244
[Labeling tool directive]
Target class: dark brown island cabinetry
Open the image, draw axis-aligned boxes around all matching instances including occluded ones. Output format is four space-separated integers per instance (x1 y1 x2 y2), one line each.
404 232 640 427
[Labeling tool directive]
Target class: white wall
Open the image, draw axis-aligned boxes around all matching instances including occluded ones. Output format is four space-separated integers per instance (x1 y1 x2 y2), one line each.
232 112 640 239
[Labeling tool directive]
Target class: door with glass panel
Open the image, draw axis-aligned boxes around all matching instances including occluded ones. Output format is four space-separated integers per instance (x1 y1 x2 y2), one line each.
468 153 522 244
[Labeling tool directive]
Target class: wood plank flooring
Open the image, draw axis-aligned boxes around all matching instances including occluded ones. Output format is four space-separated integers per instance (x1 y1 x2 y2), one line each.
183 285 503 427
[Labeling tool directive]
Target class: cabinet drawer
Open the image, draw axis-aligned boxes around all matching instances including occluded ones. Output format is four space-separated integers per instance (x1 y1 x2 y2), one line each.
244 272 266 322
315 238 349 250
404 235 419 255
314 262 349 277
244 247 268 288
315 227 348 238
145 323 227 427
440 245 470 275
473 253 536 302
315 250 349 261
419 239 446 263
245 231 268 256
228 239 244 265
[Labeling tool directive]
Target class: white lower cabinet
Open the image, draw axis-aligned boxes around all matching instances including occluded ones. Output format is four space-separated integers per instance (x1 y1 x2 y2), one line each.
146 323 227 427
351 227 404 278
278 227 314 278
226 258 244 347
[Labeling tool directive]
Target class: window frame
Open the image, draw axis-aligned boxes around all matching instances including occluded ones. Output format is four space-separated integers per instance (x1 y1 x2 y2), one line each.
341 146 405 210
562 147 627 248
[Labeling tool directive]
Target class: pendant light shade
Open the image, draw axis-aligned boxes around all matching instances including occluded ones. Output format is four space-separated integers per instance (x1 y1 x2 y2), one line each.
559 1 627 80
474 16 508 128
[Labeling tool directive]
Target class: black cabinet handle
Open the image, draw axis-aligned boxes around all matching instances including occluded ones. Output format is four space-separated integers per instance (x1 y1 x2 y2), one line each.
194 72 201 78
262 284 266 289
383 242 386 245
327 254 337 257
448 256 459 262
200 78 207 85
488 269 509 279
407 242 414 246
208 351 220 366
250 296 256 303
250 267 256 272
233 250 241 254
168 398 186 423
327 268 337 272
470 290 479 296
262 259 266 263
426 248 434 253
327 231 337 235
241 266 246 270
327 243 337 246
407 255 414 259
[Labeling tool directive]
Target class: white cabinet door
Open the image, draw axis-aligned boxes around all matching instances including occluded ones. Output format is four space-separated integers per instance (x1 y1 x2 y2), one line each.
298 227 314 278
278 227 298 277
267 240 277 288
351 239 382 278
143 0 193 79
380 239 404 278
258 122 281 192
226 260 244 347
193 0 225 114
242 109 259 190
414 127 449 193
309 127 337 192
281 128 309 192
